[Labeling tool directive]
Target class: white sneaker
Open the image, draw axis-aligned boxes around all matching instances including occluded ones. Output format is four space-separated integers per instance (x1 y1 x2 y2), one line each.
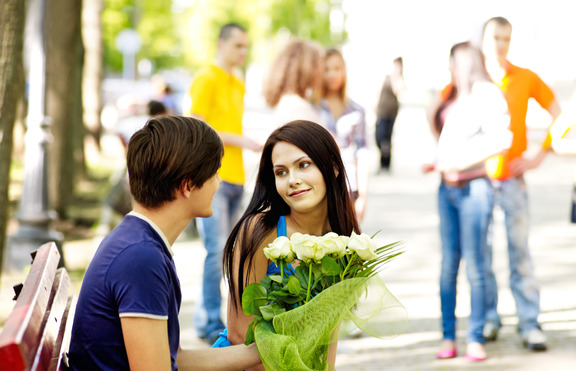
483 322 500 342
522 328 548 351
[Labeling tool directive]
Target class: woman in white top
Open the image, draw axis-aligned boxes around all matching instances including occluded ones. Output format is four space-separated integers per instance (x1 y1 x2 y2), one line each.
426 41 511 362
262 39 324 127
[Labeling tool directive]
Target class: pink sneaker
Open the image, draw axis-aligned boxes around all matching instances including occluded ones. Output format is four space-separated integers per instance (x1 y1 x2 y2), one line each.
436 348 457 359
465 353 487 362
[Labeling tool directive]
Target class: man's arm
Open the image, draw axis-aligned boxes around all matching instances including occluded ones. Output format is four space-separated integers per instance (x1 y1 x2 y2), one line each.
218 132 262 152
509 99 561 176
550 102 576 156
120 316 261 371
176 343 261 371
121 317 172 371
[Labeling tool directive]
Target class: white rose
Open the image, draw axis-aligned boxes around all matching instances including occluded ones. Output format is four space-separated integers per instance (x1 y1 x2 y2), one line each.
263 236 295 263
291 233 324 263
318 232 348 258
347 231 378 261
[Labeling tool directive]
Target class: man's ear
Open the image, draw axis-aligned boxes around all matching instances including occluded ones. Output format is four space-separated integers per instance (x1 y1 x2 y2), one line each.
180 180 193 198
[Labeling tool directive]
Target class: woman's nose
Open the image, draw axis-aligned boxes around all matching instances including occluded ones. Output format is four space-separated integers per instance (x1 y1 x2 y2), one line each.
289 172 301 186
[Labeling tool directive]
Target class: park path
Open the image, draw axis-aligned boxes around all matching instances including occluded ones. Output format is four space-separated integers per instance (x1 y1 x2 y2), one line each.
1 104 575 370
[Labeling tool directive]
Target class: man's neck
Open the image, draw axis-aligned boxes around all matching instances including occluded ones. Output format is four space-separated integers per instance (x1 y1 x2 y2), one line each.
215 55 234 74
485 57 509 83
132 203 190 246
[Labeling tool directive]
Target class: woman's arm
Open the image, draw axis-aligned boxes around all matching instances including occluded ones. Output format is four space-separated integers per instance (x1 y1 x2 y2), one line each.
226 219 275 371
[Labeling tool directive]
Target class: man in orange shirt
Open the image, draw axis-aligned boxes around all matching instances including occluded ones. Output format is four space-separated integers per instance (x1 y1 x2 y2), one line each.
481 16 561 351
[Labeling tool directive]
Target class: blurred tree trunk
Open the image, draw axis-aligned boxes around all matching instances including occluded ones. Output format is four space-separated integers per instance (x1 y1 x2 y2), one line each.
82 0 104 153
0 0 26 274
45 0 84 219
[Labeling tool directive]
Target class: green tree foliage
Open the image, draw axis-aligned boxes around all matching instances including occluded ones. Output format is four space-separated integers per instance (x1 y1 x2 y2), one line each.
102 0 347 74
269 0 345 46
103 0 179 73
102 0 133 72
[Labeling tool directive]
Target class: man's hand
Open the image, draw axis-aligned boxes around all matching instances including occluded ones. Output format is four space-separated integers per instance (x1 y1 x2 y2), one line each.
422 163 436 174
245 138 263 152
508 151 547 176
354 195 367 223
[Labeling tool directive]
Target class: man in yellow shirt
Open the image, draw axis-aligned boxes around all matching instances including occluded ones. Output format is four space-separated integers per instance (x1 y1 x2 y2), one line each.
187 23 261 344
481 16 561 351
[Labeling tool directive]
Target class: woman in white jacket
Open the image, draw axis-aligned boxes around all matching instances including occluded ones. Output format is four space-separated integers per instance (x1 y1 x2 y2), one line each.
426 41 512 362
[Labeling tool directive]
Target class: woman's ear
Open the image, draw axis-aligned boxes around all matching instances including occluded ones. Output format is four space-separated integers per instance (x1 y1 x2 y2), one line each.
334 166 340 178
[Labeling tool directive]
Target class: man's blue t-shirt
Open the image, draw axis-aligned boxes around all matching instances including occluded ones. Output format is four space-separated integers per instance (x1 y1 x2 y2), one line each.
69 214 181 370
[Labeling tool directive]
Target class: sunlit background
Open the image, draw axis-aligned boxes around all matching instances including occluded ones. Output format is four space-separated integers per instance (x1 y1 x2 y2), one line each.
98 0 576 128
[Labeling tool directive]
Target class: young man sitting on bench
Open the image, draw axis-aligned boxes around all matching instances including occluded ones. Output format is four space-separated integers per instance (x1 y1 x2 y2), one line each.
68 116 261 370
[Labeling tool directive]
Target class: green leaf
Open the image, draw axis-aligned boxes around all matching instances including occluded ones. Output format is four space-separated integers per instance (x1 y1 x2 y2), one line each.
311 263 323 281
242 283 268 316
294 265 309 288
244 315 263 345
270 290 290 297
320 256 342 276
287 276 301 295
260 275 273 286
260 303 286 321
282 295 303 305
269 275 283 283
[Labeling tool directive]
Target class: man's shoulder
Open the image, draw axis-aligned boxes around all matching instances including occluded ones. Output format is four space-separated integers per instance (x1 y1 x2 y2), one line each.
98 218 166 263
192 65 221 82
507 62 539 79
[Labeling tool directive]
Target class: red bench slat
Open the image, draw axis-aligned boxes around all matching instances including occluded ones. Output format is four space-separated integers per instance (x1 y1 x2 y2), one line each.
0 242 62 370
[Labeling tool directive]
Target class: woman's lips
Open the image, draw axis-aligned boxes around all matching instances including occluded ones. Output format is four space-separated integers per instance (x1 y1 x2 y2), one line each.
289 189 309 197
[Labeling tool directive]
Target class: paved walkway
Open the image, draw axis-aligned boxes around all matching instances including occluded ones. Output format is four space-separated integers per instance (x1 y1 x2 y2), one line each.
2 105 575 370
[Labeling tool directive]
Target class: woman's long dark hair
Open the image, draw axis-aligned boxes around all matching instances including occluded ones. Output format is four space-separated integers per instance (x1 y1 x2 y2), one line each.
224 120 359 310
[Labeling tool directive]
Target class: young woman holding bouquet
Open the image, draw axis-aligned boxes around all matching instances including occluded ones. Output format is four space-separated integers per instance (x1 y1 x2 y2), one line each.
216 120 359 370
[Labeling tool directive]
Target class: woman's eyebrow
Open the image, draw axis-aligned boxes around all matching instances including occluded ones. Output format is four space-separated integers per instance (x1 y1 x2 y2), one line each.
273 156 308 168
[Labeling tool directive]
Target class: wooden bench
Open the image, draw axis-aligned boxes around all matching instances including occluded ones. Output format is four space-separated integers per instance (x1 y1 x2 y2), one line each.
0 242 75 371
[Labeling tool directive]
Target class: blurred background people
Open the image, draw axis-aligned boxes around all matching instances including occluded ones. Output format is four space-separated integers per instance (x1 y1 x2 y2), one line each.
152 75 179 115
319 48 369 222
375 57 405 173
98 100 168 236
481 16 561 351
262 39 325 127
186 23 261 344
426 41 511 362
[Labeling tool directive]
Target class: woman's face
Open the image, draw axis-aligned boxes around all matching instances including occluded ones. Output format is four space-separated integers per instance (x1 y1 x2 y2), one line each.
271 141 327 214
324 54 346 93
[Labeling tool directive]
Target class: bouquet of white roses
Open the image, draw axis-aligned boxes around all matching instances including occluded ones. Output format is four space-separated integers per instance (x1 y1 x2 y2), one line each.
242 231 407 371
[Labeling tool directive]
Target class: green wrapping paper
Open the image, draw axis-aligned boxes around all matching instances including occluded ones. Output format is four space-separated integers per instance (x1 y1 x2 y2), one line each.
254 276 407 370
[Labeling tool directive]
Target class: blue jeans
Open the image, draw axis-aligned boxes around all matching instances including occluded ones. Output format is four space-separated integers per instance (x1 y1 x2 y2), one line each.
485 176 541 335
195 181 244 339
438 178 493 344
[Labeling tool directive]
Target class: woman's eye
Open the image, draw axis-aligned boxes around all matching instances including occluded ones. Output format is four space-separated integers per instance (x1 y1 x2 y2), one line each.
300 161 311 169
275 169 286 177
